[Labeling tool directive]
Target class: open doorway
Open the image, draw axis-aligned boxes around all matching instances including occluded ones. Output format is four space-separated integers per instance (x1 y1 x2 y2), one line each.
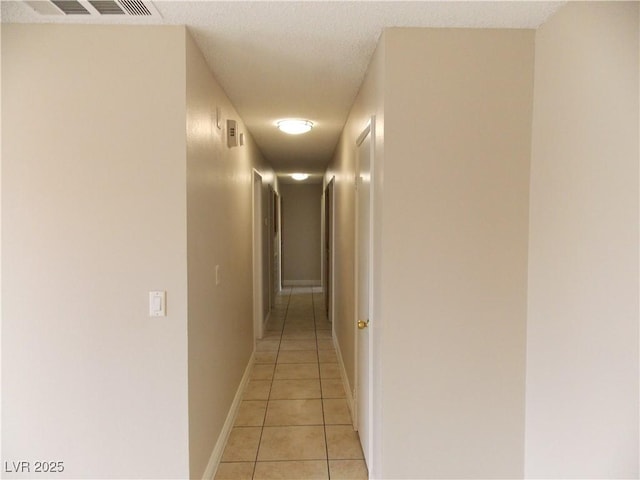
271 189 282 298
252 170 264 340
323 178 335 323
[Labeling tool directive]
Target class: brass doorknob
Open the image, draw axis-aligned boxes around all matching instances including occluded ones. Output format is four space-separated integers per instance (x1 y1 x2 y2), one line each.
357 319 369 329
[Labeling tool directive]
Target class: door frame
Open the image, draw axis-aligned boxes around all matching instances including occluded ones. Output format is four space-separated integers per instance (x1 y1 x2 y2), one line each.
275 191 282 293
354 117 376 467
252 169 264 341
323 177 335 326
270 188 281 302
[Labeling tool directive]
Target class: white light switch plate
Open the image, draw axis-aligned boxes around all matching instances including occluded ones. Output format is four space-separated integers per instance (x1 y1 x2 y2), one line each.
149 291 166 317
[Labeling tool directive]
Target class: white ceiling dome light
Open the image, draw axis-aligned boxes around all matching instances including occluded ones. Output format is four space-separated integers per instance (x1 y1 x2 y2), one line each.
291 173 309 181
277 119 314 135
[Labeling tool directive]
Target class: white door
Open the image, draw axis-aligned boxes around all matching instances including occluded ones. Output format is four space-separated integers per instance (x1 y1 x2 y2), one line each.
356 121 373 467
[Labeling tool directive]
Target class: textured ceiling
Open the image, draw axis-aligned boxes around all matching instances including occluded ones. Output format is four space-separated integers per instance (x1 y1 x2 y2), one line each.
2 1 565 176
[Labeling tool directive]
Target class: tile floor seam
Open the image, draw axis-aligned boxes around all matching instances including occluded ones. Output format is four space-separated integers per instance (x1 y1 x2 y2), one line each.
252 287 290 479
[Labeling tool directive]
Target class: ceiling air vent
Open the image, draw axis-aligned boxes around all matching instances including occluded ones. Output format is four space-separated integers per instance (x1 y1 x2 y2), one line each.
51 1 90 15
88 1 125 15
118 0 151 16
25 0 160 18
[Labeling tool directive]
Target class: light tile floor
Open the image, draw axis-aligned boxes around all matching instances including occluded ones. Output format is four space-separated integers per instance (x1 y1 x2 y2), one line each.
215 287 368 480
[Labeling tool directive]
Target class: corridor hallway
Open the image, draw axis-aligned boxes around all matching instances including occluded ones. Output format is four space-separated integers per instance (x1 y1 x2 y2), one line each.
215 287 367 480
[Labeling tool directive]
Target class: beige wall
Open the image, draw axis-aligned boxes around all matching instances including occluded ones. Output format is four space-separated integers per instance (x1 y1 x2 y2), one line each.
185 32 275 478
2 25 190 478
525 3 639 477
381 28 534 478
329 27 534 479
330 7 639 478
281 182 322 284
2 25 275 480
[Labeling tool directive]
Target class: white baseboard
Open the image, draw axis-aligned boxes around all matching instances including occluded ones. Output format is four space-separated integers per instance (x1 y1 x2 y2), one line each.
257 311 271 340
282 280 321 287
202 352 255 480
333 334 355 427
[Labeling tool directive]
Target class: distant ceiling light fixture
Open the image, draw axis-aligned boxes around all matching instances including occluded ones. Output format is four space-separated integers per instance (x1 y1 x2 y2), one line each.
277 119 313 135
291 173 309 181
